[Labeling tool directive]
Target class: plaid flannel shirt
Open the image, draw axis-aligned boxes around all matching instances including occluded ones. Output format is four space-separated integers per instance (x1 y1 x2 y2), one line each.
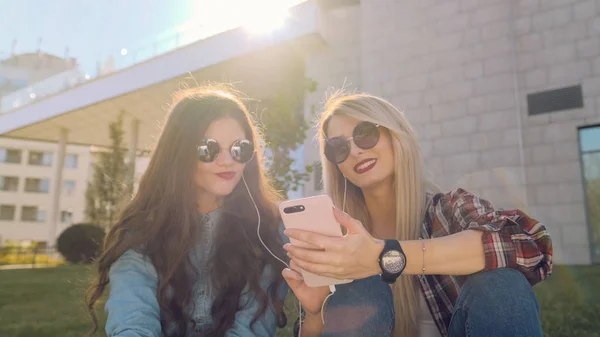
419 188 553 336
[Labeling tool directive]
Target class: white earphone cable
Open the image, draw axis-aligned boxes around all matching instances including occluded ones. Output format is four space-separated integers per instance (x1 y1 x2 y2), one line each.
243 175 289 269
244 174 340 336
242 175 304 335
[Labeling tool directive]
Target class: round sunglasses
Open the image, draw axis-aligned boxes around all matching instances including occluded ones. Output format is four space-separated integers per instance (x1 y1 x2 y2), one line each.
197 139 255 163
324 121 381 164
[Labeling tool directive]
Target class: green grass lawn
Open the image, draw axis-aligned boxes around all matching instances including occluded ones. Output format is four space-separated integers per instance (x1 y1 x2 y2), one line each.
0 265 598 337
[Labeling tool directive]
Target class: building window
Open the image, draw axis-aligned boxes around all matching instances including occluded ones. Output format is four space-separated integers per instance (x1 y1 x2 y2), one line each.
60 211 73 224
63 180 76 196
24 178 50 193
0 176 19 191
21 206 46 222
28 151 53 166
0 148 22 164
0 205 16 221
579 125 600 263
64 154 78 168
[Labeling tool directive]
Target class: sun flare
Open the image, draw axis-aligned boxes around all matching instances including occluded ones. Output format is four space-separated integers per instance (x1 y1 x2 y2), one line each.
189 0 302 35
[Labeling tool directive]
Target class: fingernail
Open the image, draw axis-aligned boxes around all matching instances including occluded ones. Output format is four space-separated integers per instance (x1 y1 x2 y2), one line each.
290 269 304 281
283 243 291 251
283 268 303 281
333 206 346 216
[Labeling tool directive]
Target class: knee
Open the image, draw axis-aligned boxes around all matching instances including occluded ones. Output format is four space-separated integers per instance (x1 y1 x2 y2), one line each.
458 268 539 314
324 276 394 337
450 269 543 337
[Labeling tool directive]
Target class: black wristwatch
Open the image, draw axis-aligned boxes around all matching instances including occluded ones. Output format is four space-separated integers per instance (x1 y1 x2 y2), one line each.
378 239 407 284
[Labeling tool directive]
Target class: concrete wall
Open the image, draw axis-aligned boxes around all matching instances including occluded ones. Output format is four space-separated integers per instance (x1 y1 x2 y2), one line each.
302 3 362 197
303 0 600 264
515 0 600 264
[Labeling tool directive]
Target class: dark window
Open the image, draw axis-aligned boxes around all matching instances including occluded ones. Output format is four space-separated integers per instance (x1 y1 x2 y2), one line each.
0 205 16 220
0 176 19 191
24 178 50 193
0 148 22 164
527 85 583 115
61 211 73 224
21 206 46 222
28 151 53 166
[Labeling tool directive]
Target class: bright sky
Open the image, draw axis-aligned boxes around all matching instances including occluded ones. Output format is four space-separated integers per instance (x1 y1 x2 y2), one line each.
0 0 306 196
0 0 303 75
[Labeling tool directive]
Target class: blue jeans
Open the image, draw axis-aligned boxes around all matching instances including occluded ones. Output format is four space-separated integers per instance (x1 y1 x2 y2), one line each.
448 268 543 337
320 268 542 337
322 275 394 337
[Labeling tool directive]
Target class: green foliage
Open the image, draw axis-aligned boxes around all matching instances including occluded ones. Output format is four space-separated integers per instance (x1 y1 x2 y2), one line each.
260 77 318 198
84 111 129 229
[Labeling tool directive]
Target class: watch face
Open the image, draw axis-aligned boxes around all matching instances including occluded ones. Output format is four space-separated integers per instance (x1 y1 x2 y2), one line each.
382 250 405 274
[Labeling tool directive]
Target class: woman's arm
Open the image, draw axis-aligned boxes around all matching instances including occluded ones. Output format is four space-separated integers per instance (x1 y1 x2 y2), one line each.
423 188 552 283
298 312 324 337
105 249 162 337
282 260 330 337
285 224 486 278
284 189 552 284
399 230 485 275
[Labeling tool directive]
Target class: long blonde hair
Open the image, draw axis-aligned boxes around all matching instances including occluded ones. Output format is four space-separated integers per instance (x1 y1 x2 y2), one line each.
318 92 438 337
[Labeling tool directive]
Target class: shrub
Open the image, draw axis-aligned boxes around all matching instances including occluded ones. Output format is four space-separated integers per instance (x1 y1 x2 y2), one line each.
56 224 105 264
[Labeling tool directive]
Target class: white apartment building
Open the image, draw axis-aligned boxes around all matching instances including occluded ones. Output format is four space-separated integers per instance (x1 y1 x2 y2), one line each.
0 52 88 245
0 138 92 245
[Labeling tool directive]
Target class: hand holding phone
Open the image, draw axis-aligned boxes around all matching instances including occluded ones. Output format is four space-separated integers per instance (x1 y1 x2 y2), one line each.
279 195 353 287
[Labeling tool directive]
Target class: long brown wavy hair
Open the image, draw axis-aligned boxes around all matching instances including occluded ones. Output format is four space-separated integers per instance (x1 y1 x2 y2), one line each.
85 87 287 336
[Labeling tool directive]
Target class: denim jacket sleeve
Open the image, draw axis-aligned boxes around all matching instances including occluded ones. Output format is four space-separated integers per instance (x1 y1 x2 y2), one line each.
105 249 162 337
226 223 290 336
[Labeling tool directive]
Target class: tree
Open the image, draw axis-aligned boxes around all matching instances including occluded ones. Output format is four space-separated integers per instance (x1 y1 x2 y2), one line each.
84 111 129 229
260 76 317 199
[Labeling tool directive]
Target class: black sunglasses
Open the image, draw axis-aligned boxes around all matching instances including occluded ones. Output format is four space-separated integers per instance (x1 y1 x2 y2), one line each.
197 139 255 164
324 121 381 164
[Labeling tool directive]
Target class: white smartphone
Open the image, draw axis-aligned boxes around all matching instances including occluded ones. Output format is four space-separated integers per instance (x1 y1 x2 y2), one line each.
279 194 353 288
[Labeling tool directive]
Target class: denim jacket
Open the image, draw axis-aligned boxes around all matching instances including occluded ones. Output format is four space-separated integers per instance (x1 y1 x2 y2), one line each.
105 209 288 337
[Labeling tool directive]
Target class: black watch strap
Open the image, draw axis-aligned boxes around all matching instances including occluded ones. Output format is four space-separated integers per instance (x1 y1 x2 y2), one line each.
378 239 406 284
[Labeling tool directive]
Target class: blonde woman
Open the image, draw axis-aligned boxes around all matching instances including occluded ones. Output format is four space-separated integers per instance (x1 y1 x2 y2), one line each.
282 93 552 337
